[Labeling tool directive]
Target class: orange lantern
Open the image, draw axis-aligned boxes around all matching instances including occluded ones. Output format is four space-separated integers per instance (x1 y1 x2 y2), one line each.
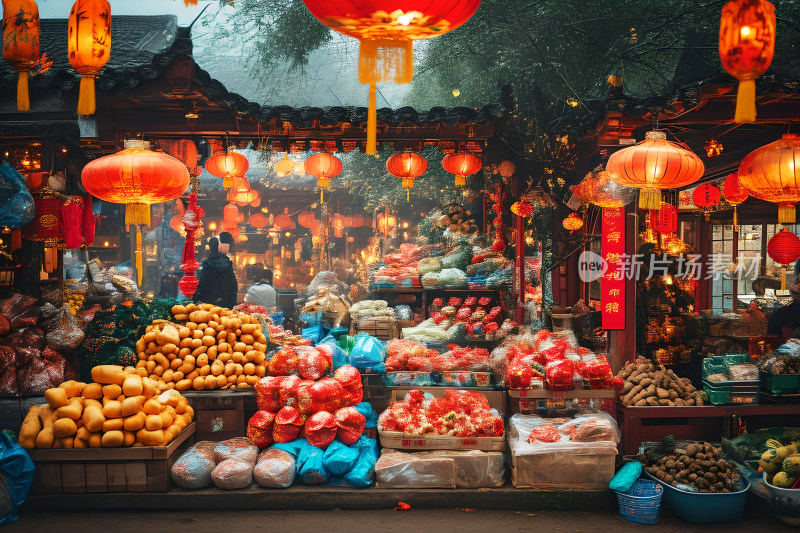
249 212 268 229
738 134 800 224
723 173 748 227
301 0 480 154
230 188 259 207
562 212 583 232
333 214 345 238
169 214 184 234
68 0 111 116
650 203 678 235
719 0 775 123
298 211 316 229
767 228 800 289
510 199 534 217
606 131 705 210
571 167 636 208
442 153 482 187
274 154 296 177
274 208 293 229
82 140 189 283
304 152 342 203
498 160 516 179
2 0 40 112
159 139 198 175
693 183 721 221
386 152 426 201
205 150 249 188
223 204 238 227
230 176 250 194
250 190 261 207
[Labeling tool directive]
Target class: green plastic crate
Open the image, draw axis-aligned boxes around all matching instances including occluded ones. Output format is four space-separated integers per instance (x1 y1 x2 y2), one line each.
760 371 800 395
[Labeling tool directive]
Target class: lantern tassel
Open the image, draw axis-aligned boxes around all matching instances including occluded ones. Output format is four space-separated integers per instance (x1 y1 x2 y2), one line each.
455 175 466 187
407 189 410 202
781 266 787 291
638 188 662 210
77 75 97 116
125 203 151 227
733 206 738 229
223 176 233 189
17 72 30 112
778 203 796 225
320 187 324 204
367 83 377 155
135 227 143 286
734 79 756 124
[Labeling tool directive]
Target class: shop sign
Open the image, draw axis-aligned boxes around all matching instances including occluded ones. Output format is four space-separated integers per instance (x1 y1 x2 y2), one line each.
601 207 625 329
678 188 699 210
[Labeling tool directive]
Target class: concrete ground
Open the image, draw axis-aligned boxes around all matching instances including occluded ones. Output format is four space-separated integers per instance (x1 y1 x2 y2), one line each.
3 506 796 533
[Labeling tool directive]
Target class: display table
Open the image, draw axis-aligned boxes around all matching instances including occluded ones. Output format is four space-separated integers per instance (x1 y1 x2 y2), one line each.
182 390 256 442
616 403 800 455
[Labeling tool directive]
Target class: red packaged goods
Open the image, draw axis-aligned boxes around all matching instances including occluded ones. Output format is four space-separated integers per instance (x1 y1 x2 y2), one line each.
334 365 363 406
18 347 67 395
429 352 457 372
478 297 492 307
278 375 302 406
456 307 472 321
546 359 575 391
483 322 499 335
273 405 304 443
334 406 366 445
464 296 478 307
384 354 407 373
255 376 281 412
432 298 444 306
268 347 299 376
297 377 343 415
432 313 447 325
610 375 625 393
541 343 567 363
447 297 462 307
405 356 433 372
471 408 505 437
528 424 560 444
583 355 612 388
304 411 337 449
448 346 491 371
247 411 275 448
445 389 490 410
505 357 533 389
385 339 426 358
297 348 331 381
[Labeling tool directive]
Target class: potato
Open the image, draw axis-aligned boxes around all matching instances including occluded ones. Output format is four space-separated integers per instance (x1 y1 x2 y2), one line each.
202 335 216 347
170 358 183 371
218 353 231 364
82 405 105 432
211 361 224 376
35 427 54 449
84 399 102 410
161 343 178 355
153 353 169 369
253 342 267 353
245 375 259 386
102 384 123 399
185 322 197 330
218 342 231 353
142 377 157 399
192 377 205 390
159 410 174 428
256 365 266 377
191 345 207 358
45 387 69 409
59 380 85 398
175 379 192 391
241 323 259 335
123 430 136 447
55 400 83 421
173 313 188 322
190 338 203 349
156 326 180 346
178 327 191 339
215 374 228 388
102 400 123 419
102 431 124 448
136 428 165 447
192 329 203 340
198 365 211 377
186 369 200 381
145 360 157 373
236 375 247 385
121 396 145 417
123 412 146 431
53 418 78 438
232 352 244 364
189 310 210 324
203 375 216 389
18 406 41 449
142 331 157 343
172 371 184 382
82 382 103 400
243 363 256 375
207 346 218 360
179 338 193 349
172 304 188 316
145 414 163 431
122 375 144 397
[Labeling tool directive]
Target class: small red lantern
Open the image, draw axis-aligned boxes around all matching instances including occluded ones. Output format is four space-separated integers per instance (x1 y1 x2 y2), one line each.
274 209 293 229
650 203 678 235
249 213 268 229
442 153 482 187
693 183 722 220
2 0 40 112
562 212 584 232
205 150 249 188
498 160 516 179
223 204 238 227
169 214 184 234
768 228 800 289
298 211 316 229
723 173 748 227
387 152 426 201
510 199 534 217
304 152 342 203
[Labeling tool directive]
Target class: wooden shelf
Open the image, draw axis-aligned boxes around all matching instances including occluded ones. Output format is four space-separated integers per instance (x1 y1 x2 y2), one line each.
374 287 423 293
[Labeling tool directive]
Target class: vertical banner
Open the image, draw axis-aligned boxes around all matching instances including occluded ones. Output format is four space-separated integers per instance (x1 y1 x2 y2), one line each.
601 207 626 329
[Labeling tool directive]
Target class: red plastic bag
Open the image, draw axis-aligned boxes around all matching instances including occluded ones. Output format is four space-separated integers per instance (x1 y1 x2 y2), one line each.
268 347 299 376
247 410 275 448
505 357 533 389
297 349 330 381
297 377 343 415
334 406 366 445
583 355 612 388
545 359 575 391
18 347 66 395
304 411 337 449
273 406 303 443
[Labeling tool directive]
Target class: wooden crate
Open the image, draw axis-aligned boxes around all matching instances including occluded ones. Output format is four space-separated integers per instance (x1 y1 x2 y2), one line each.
355 317 397 341
27 423 195 494
379 430 505 451
508 389 617 419
182 390 250 442
729 320 767 338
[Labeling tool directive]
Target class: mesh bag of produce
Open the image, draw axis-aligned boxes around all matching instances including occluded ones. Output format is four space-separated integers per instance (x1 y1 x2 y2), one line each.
211 458 254 489
171 442 217 489
273 405 304 443
255 376 281 412
254 448 296 488
0 345 18 396
18 347 67 395
213 437 259 464
334 406 366 445
247 411 276 448
297 377 343 415
268 347 299 376
44 304 85 353
304 411 338 449
445 390 491 412
418 257 442 275
297 348 331 381
333 365 363 406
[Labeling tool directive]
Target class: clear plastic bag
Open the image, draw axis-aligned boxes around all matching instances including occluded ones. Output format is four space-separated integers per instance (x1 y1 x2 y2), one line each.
254 448 296 488
171 441 217 489
418 257 442 275
508 413 619 456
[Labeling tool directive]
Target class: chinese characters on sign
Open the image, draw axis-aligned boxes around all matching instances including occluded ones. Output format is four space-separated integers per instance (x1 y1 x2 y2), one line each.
601 207 626 329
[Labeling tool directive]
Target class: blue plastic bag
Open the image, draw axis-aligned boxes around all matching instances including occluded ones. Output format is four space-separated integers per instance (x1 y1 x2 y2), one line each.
342 436 379 488
273 438 310 463
0 162 34 229
609 461 643 493
301 311 322 326
0 433 34 524
354 401 378 429
301 324 328 344
297 443 328 485
318 335 350 369
269 312 285 326
349 333 386 371
323 440 359 476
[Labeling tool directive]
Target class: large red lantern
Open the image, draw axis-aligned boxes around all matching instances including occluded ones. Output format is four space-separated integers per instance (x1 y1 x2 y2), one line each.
442 153 482 187
82 140 190 284
249 213 268 229
304 152 342 203
386 152 426 201
692 183 721 221
274 209 293 229
719 0 775 123
650 203 678 235
738 134 800 224
68 0 111 116
205 150 249 188
2 0 40 111
301 1 480 154
723 173 748 227
158 139 198 175
768 228 800 289
606 131 705 210
298 211 316 229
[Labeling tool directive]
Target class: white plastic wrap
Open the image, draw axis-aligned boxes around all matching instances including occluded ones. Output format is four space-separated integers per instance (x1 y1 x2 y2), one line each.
508 413 619 456
375 450 456 488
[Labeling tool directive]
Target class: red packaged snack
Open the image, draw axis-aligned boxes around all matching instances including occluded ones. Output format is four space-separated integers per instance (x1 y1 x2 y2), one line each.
278 375 302 407
464 297 478 307
505 357 533 389
268 347 299 376
432 312 447 325
334 365 363 406
478 297 492 307
528 424 561 443
334 406 366 445
255 376 281 412
297 377 344 415
432 298 444 306
273 406 303 443
304 411 338 449
546 359 575 391
247 410 275 448
447 297 462 307
297 349 331 381
456 307 472 321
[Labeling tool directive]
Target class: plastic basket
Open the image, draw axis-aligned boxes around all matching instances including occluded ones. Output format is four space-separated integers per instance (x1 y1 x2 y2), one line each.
643 471 750 523
615 478 664 525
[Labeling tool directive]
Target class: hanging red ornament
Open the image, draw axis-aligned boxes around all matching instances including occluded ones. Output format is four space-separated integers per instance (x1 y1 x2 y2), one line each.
442 153 482 187
179 192 204 297
510 199 534 217
693 183 722 220
767 228 800 290
562 212 584 232
723 173 748 227
60 196 83 248
650 203 678 235
205 150 248 188
491 240 506 252
81 195 95 245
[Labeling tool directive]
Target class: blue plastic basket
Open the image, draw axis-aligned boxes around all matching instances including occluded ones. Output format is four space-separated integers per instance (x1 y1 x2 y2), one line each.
615 479 664 525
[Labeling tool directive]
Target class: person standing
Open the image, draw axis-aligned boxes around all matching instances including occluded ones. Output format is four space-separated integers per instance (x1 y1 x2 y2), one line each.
194 237 238 308
767 274 800 341
245 267 277 312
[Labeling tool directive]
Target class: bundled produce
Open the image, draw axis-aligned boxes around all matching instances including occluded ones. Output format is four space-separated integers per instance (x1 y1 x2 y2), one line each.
757 340 800 375
349 300 395 324
401 318 467 343
211 437 259 489
642 440 741 493
758 438 800 488
378 389 503 437
526 414 620 445
135 303 268 391
436 205 479 236
618 357 705 406
17 365 194 449
254 448 296 488
384 339 490 373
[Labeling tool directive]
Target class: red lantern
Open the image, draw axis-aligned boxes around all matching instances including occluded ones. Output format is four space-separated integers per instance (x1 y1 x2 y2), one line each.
650 203 678 235
159 139 198 175
179 191 204 297
719 0 776 123
205 150 249 188
230 188 259 207
768 228 800 289
68 0 111 116
60 196 83 249
250 190 261 207
169 214 184 234
738 134 800 224
274 209 293 229
302 0 479 154
498 160 516 179
692 183 721 220
442 153 482 187
562 212 583 232
298 211 316 229
249 213 268 229
723 173 748 227
223 204 238 227
2 0 40 112
387 152 426 201
230 176 250 193
510 199 534 218
304 152 342 202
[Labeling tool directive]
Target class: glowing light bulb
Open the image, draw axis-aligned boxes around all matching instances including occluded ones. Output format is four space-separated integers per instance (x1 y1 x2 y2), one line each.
208 222 217 231
452 89 460 97
104 241 110 247
740 26 751 38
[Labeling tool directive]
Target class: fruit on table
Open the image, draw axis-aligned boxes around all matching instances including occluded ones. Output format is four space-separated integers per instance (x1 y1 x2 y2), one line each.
771 471 798 488
784 453 800 477
760 448 781 474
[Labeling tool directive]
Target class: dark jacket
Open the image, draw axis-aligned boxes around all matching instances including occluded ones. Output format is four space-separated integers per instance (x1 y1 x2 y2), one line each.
767 301 800 339
194 247 237 309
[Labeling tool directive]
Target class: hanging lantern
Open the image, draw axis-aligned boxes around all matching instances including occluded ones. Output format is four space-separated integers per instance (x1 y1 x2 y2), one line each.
60 196 84 249
298 211 316 229
498 160 516 180
692 183 722 221
169 214 184 234
230 188 259 207
719 0 776 123
738 134 800 224
606 131 705 210
230 176 250 193
768 228 800 289
333 214 345 238
249 213 268 229
386 152 426 201
274 208 293 229
68 0 111 116
650 203 678 235
81 140 190 284
301 0 479 154
158 139 199 175
205 150 248 188
571 167 637 208
2 0 40 112
223 204 238 227
236 212 245 224
510 199 534 217
250 190 261 207
442 153 481 187
274 154 296 177
562 212 583 232
304 152 342 203
723 173 748 227
376 211 397 236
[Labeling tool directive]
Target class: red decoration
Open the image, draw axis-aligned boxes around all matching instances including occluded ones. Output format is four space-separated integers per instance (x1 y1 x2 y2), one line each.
442 153 482 187
22 195 63 245
274 209 293 229
60 196 83 249
159 139 198 175
179 191 204 297
767 228 800 267
68 0 110 116
602 207 625 330
738 134 800 224
223 204 238 227
387 152 426 201
305 152 342 202
693 183 722 220
2 0 40 112
719 0 776 123
205 150 249 189
298 212 316 228
249 213 268 229
650 203 678 235
81 195 95 245
724 173 748 226
562 212 583 232
511 199 534 217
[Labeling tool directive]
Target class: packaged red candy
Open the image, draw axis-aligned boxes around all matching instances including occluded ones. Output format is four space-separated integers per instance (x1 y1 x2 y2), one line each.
478 297 492 307
456 307 472 320
545 359 575 391
464 297 478 307
505 357 533 389
432 298 444 306
528 424 561 444
432 312 447 325
447 297 462 307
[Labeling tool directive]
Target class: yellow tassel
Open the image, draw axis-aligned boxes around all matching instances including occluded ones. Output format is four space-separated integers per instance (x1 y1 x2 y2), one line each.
778 204 796 225
455 175 466 187
367 83 377 155
638 188 662 210
135 227 143 286
125 203 151 227
17 72 30 112
406 188 410 202
77 75 97 116
733 207 738 229
223 176 233 189
734 79 756 124
320 188 324 204
781 266 787 291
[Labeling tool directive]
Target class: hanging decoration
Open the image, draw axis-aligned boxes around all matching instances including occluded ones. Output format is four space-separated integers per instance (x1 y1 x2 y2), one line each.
562 212 583 232
386 152 427 201
205 150 249 188
273 153 296 177
650 202 678 235
274 208 293 229
81 194 95 245
229 188 259 207
704 138 724 158
81 140 190 284
158 139 199 175
442 152 482 187
692 183 721 221
719 0 776 123
60 196 83 248
767 228 800 289
304 152 342 203
510 199 534 218
605 131 705 210
723 173 748 227
570 166 636 208
249 213 268 229
298 211 316 229
2 0 40 111
178 192 204 298
68 0 111 116
738 134 800 224
301 0 480 154
489 184 506 252
498 160 516 183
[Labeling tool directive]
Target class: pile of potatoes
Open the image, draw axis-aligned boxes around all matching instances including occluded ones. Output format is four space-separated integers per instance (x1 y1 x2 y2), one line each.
135 303 268 392
17 365 194 449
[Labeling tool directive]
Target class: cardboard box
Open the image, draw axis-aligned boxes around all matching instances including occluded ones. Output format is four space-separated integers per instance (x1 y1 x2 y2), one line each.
376 449 505 488
379 430 505 451
508 388 616 419
510 447 616 489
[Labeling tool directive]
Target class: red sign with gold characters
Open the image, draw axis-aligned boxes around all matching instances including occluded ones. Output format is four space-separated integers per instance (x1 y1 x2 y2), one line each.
601 207 625 329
